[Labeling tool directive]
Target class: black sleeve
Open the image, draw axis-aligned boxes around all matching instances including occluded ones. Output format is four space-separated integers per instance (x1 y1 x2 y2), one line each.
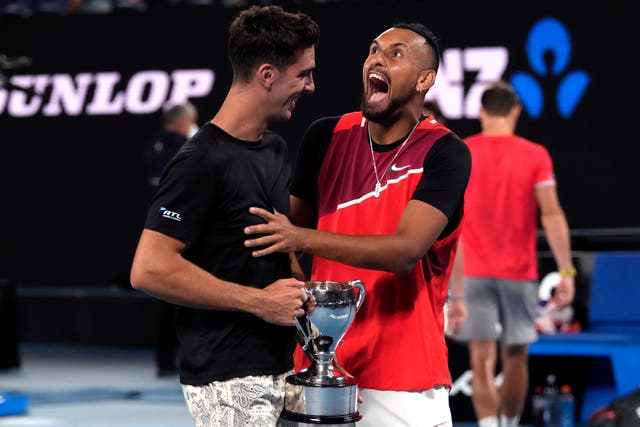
144 146 216 244
412 133 471 236
290 117 340 203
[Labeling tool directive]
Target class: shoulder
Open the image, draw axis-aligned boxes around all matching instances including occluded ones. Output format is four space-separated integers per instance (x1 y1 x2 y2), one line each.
515 136 552 158
263 130 289 153
301 116 341 147
263 130 286 145
432 133 471 159
307 116 341 134
172 124 233 174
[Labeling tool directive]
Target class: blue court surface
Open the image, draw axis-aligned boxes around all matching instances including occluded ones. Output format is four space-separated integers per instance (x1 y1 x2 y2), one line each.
0 344 588 427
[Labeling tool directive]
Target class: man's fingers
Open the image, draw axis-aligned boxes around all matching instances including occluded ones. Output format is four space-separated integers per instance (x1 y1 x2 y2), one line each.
244 235 275 247
244 224 271 236
246 233 287 249
248 206 272 219
250 247 278 257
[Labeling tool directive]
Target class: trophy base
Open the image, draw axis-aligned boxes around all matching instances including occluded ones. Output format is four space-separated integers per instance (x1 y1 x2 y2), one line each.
279 374 360 425
278 409 358 426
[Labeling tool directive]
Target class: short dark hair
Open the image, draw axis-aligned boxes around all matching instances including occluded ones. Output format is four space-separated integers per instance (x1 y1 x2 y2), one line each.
392 22 440 71
481 80 521 116
229 5 319 83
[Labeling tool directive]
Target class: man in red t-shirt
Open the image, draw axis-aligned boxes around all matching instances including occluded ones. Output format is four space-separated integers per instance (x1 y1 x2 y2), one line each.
447 80 575 427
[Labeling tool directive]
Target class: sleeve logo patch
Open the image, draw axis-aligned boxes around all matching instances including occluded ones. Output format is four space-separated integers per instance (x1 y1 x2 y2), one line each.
159 206 182 222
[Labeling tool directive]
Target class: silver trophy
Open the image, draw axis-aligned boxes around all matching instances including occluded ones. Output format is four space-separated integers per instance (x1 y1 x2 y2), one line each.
279 280 365 426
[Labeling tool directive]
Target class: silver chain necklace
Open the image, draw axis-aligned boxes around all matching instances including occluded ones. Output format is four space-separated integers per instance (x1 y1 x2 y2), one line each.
368 120 420 198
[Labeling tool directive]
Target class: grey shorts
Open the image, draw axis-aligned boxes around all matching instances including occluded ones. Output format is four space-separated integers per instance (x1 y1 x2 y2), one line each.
182 370 293 427
454 277 540 346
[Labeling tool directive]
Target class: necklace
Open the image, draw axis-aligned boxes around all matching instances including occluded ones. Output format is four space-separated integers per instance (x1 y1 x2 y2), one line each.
368 120 420 198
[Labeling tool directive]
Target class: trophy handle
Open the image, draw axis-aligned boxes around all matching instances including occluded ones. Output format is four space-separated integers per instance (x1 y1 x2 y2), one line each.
348 279 366 311
295 316 311 351
295 288 314 351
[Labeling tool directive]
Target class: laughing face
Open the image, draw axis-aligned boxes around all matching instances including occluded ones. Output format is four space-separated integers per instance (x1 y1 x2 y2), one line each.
361 28 434 123
269 46 316 121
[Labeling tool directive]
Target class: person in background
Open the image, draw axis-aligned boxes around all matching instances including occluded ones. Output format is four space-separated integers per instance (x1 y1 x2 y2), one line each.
244 22 471 427
144 102 199 187
129 5 319 426
448 80 575 427
422 98 446 124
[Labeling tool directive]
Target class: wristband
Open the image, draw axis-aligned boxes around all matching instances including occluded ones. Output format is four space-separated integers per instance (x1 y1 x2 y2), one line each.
447 295 464 302
559 268 577 277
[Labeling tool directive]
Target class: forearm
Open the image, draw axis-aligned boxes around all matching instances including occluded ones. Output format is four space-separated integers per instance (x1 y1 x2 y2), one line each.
247 200 447 274
131 254 263 314
298 228 427 275
541 211 574 271
448 241 465 299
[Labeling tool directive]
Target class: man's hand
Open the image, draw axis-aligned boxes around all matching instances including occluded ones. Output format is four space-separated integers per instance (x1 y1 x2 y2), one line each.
244 207 304 257
304 294 317 316
255 278 308 326
552 275 575 308
445 300 468 336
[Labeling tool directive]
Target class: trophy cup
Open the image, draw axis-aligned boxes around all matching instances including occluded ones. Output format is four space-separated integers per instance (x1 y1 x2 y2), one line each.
279 280 365 426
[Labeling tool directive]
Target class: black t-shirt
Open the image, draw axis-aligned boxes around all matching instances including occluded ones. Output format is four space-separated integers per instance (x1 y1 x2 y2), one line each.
291 116 471 238
144 123 296 385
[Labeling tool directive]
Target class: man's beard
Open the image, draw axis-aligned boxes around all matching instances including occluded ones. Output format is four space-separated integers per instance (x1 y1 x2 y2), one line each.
360 90 414 124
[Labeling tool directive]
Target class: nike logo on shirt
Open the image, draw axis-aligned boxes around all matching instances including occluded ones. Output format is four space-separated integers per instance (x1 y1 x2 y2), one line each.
390 164 410 172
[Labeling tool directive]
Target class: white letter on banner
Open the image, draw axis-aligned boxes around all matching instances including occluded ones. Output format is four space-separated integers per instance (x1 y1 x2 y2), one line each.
0 88 6 115
426 49 465 119
463 47 508 118
86 72 125 115
168 69 215 104
42 73 93 116
7 75 50 117
125 70 170 114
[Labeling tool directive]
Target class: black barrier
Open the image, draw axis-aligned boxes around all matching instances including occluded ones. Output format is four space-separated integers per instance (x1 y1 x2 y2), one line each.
0 279 20 369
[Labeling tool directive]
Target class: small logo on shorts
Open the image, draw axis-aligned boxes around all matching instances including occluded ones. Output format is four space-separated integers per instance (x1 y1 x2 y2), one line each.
159 206 182 222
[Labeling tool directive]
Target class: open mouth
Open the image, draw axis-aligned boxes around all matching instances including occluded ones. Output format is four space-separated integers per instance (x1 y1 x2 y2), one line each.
368 72 389 103
288 95 299 111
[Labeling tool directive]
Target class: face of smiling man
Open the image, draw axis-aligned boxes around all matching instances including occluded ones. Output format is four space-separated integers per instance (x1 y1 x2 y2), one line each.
269 46 316 122
361 27 436 124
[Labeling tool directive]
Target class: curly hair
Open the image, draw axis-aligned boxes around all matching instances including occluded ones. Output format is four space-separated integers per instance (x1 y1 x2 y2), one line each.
229 5 320 83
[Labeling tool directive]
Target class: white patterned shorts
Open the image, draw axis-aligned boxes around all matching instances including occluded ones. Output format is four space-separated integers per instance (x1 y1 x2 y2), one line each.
181 370 293 427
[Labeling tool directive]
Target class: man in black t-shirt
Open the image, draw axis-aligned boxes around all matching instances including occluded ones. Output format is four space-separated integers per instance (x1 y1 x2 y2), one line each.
130 6 319 426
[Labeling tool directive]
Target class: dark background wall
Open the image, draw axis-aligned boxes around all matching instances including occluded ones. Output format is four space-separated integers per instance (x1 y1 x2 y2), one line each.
0 1 638 286
1 4 637 422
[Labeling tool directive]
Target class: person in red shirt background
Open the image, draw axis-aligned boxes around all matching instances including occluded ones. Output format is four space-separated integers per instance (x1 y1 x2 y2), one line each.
447 80 575 427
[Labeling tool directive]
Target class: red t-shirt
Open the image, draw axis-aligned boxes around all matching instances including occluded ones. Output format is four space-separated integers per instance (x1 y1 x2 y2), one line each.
462 133 555 280
292 112 469 390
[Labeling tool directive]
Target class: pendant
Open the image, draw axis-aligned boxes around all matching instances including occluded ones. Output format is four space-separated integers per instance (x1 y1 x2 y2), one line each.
374 182 381 198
